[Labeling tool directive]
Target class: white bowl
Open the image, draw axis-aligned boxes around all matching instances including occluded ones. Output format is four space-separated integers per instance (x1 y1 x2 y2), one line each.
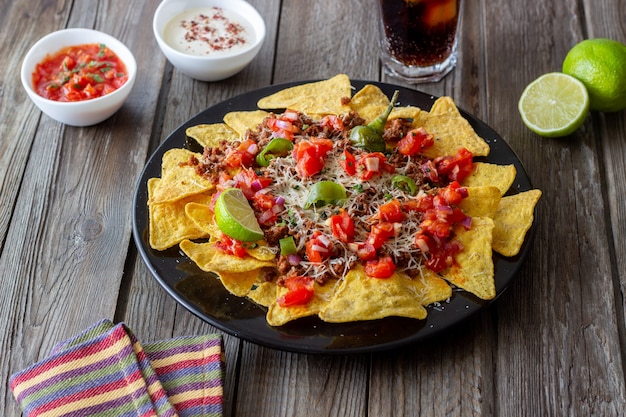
21 28 137 127
153 0 266 81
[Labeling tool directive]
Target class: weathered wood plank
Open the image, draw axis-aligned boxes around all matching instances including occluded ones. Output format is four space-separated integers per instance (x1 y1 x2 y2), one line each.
2 1 166 415
483 1 626 416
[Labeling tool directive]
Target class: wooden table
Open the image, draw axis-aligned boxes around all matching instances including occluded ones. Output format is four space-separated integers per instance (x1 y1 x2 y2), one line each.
2 0 626 415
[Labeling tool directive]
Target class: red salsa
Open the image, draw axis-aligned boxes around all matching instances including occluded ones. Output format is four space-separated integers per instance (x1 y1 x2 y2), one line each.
32 43 128 102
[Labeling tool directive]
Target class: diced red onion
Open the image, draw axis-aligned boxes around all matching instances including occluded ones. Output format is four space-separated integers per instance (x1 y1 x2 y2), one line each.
247 143 259 155
317 234 331 247
364 157 380 172
274 195 285 205
461 216 472 229
251 179 263 191
288 254 301 265
311 244 328 253
258 210 274 224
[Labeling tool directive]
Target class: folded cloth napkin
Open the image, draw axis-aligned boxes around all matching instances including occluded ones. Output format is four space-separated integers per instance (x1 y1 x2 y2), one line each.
9 319 224 417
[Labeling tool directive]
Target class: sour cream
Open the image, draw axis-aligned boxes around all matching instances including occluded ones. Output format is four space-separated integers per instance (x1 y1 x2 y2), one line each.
163 7 255 56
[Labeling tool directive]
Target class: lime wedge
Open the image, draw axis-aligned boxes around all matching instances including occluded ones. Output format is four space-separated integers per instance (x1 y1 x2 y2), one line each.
303 181 347 209
518 72 589 137
214 188 264 242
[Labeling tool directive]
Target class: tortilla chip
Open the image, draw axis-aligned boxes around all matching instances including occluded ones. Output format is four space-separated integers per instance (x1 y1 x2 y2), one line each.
185 123 240 149
415 97 490 158
429 96 461 116
441 217 496 300
149 149 215 204
349 84 390 123
413 269 453 306
216 268 270 297
267 279 340 326
148 179 212 250
492 189 542 257
462 162 517 196
224 110 270 137
257 74 352 115
180 239 275 274
184 202 214 232
458 186 502 218
247 281 277 307
319 266 428 322
389 106 423 120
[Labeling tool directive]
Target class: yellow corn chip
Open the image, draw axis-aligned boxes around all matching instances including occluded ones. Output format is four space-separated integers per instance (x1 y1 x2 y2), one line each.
247 281 277 307
148 179 212 251
458 186 502 218
180 240 275 274
462 162 517 196
319 266 428 322
441 217 496 300
224 110 269 137
492 189 542 257
349 84 390 123
415 97 490 158
267 279 340 326
412 269 453 306
150 149 215 204
186 123 240 149
257 74 352 115
389 106 422 120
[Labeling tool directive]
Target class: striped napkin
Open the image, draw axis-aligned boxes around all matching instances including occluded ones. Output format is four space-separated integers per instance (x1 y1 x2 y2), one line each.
9 320 224 417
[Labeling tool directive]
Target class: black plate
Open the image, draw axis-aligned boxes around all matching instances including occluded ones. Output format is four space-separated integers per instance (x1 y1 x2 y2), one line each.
133 80 535 354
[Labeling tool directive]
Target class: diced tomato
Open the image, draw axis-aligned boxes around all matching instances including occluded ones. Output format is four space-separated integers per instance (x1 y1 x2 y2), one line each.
397 127 434 156
292 137 334 178
420 218 452 239
319 115 345 132
434 148 474 182
214 235 247 258
415 233 463 273
329 210 355 243
356 152 395 180
364 256 396 278
367 222 396 249
378 199 406 222
403 194 435 213
267 112 300 141
225 138 258 168
437 181 468 206
355 242 377 261
340 149 357 175
277 276 315 307
252 193 281 226
305 232 333 263
233 168 272 199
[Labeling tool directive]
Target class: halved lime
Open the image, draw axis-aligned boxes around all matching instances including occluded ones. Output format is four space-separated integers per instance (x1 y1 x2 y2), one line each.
214 188 264 242
303 181 347 209
518 72 589 137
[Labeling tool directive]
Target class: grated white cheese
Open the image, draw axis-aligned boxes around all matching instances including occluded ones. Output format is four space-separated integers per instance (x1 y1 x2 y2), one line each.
263 140 428 280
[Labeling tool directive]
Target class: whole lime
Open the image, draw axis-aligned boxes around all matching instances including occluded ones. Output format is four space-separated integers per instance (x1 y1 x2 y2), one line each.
562 38 626 112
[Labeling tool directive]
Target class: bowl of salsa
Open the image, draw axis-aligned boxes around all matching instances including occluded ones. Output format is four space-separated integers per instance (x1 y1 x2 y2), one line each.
153 0 266 81
21 28 137 126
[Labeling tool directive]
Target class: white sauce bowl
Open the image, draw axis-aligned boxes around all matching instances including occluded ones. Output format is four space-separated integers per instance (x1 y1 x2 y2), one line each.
153 0 266 81
21 28 137 127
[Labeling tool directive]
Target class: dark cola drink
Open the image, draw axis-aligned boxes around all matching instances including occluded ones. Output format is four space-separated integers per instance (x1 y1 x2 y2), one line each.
378 0 462 83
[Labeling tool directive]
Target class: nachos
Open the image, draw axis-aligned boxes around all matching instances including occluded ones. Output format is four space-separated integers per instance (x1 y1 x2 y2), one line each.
147 74 541 326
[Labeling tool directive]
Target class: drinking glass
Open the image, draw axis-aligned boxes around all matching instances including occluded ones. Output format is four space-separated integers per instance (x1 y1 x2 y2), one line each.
377 0 462 83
